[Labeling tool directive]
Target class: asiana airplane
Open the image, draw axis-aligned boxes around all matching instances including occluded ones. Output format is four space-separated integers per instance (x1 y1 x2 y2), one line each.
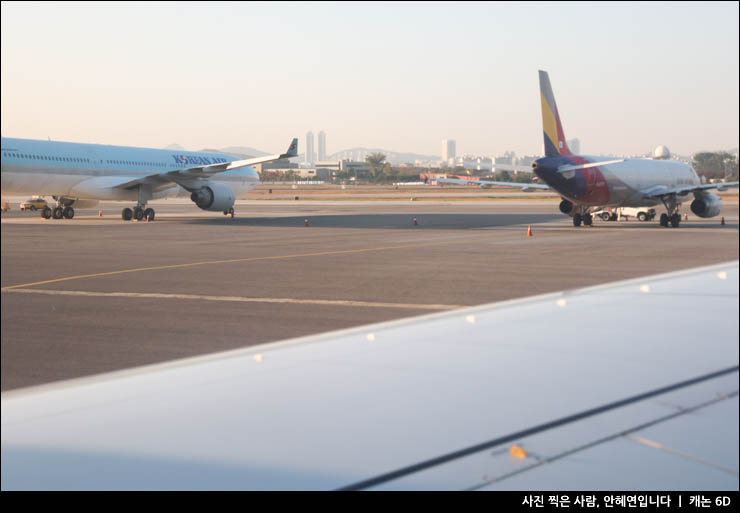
438 71 738 227
0 136 298 221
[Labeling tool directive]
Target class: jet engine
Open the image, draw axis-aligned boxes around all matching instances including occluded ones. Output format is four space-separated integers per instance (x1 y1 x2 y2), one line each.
559 199 573 215
690 193 722 218
190 183 235 212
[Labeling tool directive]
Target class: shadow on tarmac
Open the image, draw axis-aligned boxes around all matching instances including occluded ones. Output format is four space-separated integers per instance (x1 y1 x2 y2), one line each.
179 213 563 229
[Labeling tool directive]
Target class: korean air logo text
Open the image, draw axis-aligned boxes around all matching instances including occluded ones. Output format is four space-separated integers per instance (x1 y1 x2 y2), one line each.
172 154 228 166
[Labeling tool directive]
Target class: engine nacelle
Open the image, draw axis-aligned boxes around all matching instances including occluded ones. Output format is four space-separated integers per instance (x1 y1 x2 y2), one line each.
190 183 235 212
690 193 722 218
559 199 573 215
53 197 99 209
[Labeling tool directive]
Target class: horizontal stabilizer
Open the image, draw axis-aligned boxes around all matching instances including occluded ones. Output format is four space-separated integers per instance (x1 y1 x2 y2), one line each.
556 159 624 173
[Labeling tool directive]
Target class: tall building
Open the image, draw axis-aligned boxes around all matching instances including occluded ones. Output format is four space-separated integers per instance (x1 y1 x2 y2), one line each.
442 139 456 163
305 131 315 164
318 131 326 161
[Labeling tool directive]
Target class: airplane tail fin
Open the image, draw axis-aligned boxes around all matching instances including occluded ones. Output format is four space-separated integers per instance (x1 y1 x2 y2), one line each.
539 70 572 158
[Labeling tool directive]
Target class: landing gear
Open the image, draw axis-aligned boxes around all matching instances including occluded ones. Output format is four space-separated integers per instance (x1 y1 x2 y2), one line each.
41 206 52 219
63 206 74 219
572 208 593 227
122 205 155 221
121 184 155 222
659 195 682 228
52 206 64 219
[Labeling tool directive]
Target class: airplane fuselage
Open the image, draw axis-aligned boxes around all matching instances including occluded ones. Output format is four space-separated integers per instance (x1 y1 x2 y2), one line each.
0 137 260 202
533 154 702 208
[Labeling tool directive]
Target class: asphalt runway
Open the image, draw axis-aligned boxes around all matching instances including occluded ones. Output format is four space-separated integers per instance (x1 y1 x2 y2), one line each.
2 199 738 391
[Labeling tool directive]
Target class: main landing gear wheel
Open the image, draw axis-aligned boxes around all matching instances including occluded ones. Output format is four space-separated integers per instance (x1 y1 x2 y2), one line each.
669 213 681 228
133 206 145 221
659 213 669 227
144 208 155 221
122 208 133 221
573 213 582 227
63 207 74 219
583 213 593 226
52 206 64 220
41 206 52 219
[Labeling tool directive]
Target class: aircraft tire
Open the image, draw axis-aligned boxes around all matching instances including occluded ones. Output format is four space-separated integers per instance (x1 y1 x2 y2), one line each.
133 207 144 221
573 213 582 227
52 207 64 220
41 207 52 219
670 214 680 228
122 208 133 221
659 213 668 227
63 207 75 219
584 213 593 226
144 208 155 221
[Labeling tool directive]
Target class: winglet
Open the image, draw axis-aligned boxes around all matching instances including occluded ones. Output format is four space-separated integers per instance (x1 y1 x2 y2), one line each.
280 138 298 159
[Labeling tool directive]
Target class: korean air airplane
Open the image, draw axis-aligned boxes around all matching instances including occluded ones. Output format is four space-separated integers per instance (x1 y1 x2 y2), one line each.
0 137 298 221
439 71 738 228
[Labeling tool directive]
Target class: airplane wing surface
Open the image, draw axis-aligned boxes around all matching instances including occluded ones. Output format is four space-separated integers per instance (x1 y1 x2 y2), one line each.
642 181 739 199
113 138 298 191
2 262 738 490
436 177 550 191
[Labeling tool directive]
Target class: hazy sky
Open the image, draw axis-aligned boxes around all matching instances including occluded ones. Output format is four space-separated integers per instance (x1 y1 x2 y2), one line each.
2 1 738 157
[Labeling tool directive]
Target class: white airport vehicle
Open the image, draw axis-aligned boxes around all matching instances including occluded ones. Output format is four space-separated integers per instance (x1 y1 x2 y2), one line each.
2 262 737 490
437 71 738 228
1 138 298 221
592 207 657 222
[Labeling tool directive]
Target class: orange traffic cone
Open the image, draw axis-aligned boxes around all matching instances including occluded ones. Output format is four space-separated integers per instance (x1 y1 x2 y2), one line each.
98 210 102 217
527 225 532 237
684 213 688 221
304 218 309 227
413 217 418 226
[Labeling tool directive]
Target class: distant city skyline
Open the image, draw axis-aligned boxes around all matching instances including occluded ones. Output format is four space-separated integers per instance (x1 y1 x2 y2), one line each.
1 2 737 157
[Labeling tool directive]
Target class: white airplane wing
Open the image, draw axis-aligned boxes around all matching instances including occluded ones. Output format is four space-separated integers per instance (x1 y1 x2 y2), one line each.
2 262 738 490
112 138 298 191
436 177 550 191
642 181 739 199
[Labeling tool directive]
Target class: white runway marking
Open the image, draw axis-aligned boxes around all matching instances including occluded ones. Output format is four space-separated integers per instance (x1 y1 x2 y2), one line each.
4 288 462 311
